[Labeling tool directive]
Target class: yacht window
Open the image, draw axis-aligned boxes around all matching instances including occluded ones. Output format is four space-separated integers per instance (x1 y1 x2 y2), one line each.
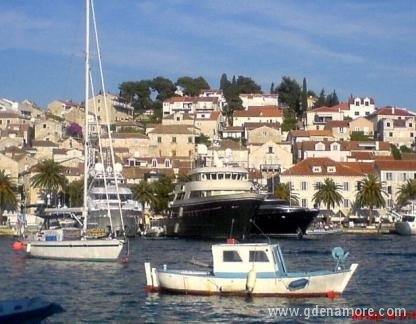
189 191 202 198
206 173 210 180
211 173 217 180
225 173 231 179
223 250 242 262
249 250 269 262
218 173 224 180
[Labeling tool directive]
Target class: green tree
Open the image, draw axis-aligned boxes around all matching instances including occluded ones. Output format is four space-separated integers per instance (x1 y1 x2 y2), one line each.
220 73 231 91
119 80 152 112
300 78 308 118
276 76 301 118
313 178 343 212
132 180 156 214
66 179 84 207
30 159 67 206
355 173 386 224
151 176 174 213
400 145 412 153
0 170 17 224
314 88 327 108
390 144 402 160
350 131 374 141
151 76 176 101
396 179 416 208
274 182 299 206
235 75 262 94
176 76 210 96
326 90 339 107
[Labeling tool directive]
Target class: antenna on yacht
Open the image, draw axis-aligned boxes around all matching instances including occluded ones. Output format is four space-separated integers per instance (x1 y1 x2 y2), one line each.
249 219 271 244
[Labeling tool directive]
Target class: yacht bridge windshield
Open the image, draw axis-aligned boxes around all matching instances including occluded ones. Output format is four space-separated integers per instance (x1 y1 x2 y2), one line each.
191 172 248 181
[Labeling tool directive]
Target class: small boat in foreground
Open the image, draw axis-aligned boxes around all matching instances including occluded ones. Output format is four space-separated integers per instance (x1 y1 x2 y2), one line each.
144 241 358 297
0 297 64 323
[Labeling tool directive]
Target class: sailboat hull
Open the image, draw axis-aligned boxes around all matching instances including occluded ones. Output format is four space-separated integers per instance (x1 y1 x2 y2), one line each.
26 239 124 261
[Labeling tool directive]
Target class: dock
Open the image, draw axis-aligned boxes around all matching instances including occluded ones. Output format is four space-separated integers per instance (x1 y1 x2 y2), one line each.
342 224 395 234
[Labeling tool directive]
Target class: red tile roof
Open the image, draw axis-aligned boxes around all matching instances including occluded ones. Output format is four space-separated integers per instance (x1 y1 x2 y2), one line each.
375 107 414 117
375 160 416 171
234 106 283 118
324 120 350 129
290 130 333 137
281 157 364 176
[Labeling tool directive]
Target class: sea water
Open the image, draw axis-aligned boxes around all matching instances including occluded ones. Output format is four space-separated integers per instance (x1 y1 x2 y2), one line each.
1 234 415 322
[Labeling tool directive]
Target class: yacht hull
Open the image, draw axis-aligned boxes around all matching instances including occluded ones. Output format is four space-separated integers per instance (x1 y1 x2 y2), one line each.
26 239 124 261
252 203 319 236
395 221 416 235
165 193 262 240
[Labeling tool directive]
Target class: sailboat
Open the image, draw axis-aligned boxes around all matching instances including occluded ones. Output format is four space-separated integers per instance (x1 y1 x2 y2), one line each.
24 0 124 261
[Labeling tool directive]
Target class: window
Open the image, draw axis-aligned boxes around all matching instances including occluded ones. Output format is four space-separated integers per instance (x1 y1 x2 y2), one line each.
386 172 393 180
339 128 344 134
343 182 349 191
43 124 47 128
312 166 321 173
157 137 162 143
387 186 392 194
268 146 274 154
387 122 391 127
327 166 336 173
172 137 176 143
389 132 393 137
403 173 408 181
410 123 413 127
164 159 171 168
365 101 369 106
176 117 180 121
249 251 269 262
172 150 177 157
301 181 307 190
411 133 414 138
302 199 307 207
354 111 359 116
223 250 242 262
188 137 193 143
344 199 349 208
152 159 157 168
355 101 360 106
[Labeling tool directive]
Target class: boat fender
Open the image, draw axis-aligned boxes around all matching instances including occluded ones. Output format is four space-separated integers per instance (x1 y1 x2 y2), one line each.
288 278 309 290
12 240 27 251
246 269 256 293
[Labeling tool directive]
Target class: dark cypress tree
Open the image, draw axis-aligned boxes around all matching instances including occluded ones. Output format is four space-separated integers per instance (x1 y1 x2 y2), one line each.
270 82 275 94
314 88 326 108
301 77 308 117
220 73 230 91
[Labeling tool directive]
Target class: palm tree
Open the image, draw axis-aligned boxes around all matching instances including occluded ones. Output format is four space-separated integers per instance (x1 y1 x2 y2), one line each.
396 179 416 209
313 178 343 219
274 182 299 206
0 170 17 224
355 173 386 224
30 159 67 206
132 180 156 214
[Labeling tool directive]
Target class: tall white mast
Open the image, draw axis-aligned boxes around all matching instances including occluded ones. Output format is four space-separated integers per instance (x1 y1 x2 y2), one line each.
82 0 90 233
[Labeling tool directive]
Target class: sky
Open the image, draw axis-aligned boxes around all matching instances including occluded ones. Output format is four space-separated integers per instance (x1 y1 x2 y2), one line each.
1 0 415 110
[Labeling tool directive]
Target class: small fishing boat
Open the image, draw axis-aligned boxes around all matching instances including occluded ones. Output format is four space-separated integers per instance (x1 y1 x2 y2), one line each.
0 297 64 322
144 240 358 297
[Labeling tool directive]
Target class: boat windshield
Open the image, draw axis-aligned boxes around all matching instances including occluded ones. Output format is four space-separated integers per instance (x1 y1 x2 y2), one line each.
403 215 415 222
